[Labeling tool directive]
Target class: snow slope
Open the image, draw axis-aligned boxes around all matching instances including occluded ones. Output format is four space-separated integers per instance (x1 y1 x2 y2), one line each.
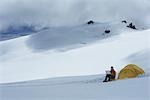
0 74 149 100
0 22 149 83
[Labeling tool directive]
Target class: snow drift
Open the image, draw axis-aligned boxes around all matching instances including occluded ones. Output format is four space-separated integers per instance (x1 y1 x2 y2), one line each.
0 74 149 100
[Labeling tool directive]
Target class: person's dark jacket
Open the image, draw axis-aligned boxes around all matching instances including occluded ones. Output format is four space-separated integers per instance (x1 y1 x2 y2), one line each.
110 69 116 77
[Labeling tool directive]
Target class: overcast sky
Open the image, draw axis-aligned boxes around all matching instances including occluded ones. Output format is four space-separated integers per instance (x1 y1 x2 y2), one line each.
0 0 150 30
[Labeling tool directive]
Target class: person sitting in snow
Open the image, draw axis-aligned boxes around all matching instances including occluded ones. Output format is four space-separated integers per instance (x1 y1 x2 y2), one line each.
103 66 116 82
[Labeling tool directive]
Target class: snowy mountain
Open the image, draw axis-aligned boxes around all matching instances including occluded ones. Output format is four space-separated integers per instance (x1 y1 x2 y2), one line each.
0 21 149 83
0 0 150 100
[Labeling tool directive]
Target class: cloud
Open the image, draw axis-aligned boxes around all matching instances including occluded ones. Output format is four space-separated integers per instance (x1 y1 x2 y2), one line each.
0 0 150 30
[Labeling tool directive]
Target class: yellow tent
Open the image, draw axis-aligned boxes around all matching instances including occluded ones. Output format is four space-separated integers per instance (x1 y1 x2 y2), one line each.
118 64 145 79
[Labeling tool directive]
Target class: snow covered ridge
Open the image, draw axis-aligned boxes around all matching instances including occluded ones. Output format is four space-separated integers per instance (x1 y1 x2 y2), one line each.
0 24 149 83
26 21 138 51
0 20 140 42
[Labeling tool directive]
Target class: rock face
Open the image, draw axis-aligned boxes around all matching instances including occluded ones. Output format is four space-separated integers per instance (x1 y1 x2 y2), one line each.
87 20 94 25
127 23 137 29
122 20 127 23
104 30 110 33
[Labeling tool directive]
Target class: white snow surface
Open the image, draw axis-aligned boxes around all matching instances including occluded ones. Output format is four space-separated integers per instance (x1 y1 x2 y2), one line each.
0 75 149 100
0 22 150 83
0 21 149 100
